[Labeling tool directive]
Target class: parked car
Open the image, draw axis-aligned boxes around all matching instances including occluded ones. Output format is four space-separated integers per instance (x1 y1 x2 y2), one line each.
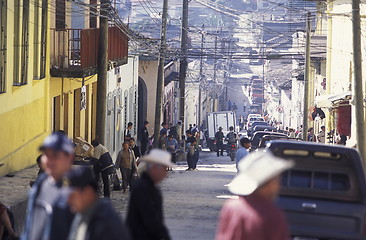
247 118 265 130
257 135 300 149
267 140 366 240
252 125 277 133
250 132 287 150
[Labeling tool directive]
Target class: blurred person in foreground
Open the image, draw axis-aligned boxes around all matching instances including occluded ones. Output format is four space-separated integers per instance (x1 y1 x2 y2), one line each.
126 149 173 240
216 151 294 240
22 132 75 240
66 167 130 240
91 139 115 198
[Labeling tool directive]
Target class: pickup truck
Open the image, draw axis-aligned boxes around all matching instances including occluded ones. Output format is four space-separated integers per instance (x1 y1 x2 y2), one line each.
266 140 366 240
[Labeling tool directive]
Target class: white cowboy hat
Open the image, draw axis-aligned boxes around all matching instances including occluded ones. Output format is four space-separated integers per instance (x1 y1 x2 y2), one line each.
228 150 294 196
140 149 174 168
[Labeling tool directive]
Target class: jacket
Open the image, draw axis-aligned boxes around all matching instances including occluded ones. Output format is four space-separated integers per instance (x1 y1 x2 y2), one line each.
21 173 74 240
216 195 289 240
126 173 171 240
140 127 149 143
69 198 130 240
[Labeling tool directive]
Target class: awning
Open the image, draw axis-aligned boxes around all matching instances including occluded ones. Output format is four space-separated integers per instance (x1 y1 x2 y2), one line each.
315 95 331 108
314 91 352 108
328 91 352 103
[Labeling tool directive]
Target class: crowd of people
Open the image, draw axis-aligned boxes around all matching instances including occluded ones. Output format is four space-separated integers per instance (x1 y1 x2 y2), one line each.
0 118 301 240
9 131 174 240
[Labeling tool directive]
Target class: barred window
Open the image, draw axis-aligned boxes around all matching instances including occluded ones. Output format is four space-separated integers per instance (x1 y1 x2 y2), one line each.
0 0 6 93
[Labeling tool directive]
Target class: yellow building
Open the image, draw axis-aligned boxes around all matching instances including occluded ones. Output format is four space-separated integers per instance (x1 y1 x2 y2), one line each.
0 0 129 176
0 0 51 176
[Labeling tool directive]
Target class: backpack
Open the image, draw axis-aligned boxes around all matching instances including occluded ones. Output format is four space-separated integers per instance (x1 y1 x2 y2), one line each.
227 132 237 144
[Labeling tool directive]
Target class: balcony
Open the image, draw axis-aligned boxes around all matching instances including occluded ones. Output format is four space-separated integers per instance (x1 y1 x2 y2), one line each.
51 26 128 78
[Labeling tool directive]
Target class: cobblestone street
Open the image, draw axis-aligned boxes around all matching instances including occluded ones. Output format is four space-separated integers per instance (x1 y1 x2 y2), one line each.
111 151 237 240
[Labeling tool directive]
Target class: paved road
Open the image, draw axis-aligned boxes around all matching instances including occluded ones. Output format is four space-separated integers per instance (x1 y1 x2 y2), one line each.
112 150 237 240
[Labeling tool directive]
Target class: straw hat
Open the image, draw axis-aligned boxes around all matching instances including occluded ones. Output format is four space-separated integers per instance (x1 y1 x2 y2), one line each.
140 149 173 168
229 150 294 196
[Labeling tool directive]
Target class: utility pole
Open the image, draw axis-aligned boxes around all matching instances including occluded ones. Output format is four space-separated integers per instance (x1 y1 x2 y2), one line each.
352 0 366 164
198 25 204 127
179 0 188 129
96 0 109 144
153 0 168 148
303 12 311 141
213 33 218 112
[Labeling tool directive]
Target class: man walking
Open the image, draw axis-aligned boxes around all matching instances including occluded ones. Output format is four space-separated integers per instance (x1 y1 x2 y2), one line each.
22 132 75 240
215 127 224 157
139 120 150 155
124 122 133 141
317 126 326 143
235 137 251 170
126 149 172 240
66 167 131 240
216 151 293 240
91 139 115 198
186 130 196 171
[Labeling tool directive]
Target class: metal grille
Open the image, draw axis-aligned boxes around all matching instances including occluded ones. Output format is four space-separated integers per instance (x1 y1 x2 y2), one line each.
0 0 6 93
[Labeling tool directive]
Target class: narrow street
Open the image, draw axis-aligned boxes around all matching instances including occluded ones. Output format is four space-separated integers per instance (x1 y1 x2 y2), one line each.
112 151 237 240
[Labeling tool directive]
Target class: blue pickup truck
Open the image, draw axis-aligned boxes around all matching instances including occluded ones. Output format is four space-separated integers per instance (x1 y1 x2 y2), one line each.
266 140 366 240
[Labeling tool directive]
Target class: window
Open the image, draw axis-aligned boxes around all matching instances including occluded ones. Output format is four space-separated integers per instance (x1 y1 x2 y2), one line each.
20 0 30 84
40 0 47 79
282 170 350 192
89 0 97 28
0 0 6 93
56 0 66 30
33 0 40 79
13 0 30 86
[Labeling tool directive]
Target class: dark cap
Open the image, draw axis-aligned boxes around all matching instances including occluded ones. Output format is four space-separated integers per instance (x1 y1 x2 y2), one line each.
65 167 97 190
240 137 251 145
39 132 74 154
144 120 150 125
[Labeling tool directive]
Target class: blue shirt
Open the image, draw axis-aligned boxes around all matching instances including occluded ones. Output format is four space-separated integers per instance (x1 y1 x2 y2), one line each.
235 147 249 170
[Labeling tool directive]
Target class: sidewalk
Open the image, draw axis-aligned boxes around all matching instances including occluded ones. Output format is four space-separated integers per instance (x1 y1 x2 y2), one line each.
0 165 38 233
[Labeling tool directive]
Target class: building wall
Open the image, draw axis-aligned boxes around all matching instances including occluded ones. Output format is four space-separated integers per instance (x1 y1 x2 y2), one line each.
49 76 97 142
139 60 159 135
107 56 139 157
326 0 366 146
0 0 51 176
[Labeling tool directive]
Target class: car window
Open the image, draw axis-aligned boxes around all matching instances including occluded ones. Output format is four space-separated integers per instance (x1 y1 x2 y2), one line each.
282 170 350 192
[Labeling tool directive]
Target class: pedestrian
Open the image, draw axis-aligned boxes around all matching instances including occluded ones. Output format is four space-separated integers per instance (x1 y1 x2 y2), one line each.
129 138 141 159
317 126 326 143
139 120 150 156
166 134 179 164
176 121 182 142
124 122 133 141
126 149 172 240
235 137 251 170
66 167 131 240
160 122 169 136
192 131 200 170
22 132 75 240
91 139 115 198
307 127 316 142
288 128 296 138
186 130 196 171
216 151 294 240
115 142 134 193
215 127 224 157
159 131 167 150
0 202 19 239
